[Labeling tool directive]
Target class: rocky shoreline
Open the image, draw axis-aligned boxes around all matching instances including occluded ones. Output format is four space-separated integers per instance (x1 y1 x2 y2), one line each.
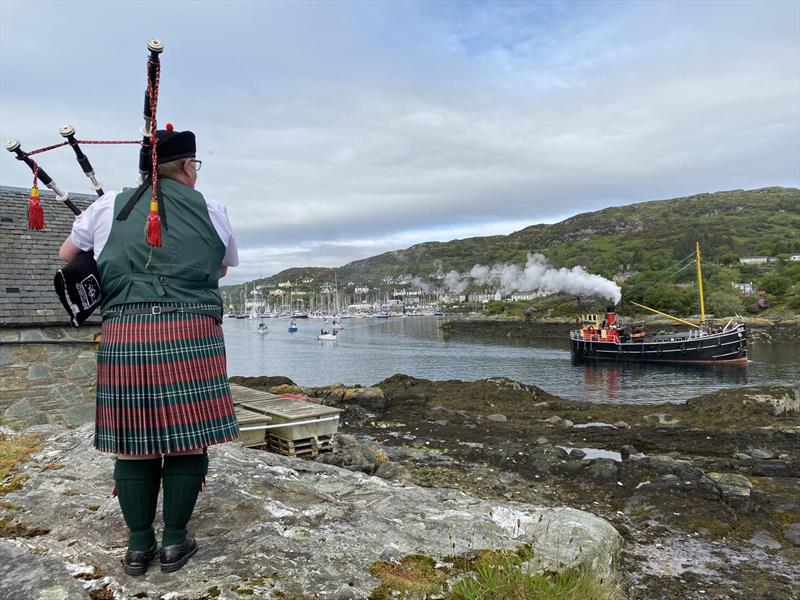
232 375 800 600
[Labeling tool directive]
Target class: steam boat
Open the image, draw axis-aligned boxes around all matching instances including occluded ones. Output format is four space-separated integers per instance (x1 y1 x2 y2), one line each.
570 243 748 365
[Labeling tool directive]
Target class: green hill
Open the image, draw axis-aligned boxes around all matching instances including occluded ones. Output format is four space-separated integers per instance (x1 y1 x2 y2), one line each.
223 187 800 316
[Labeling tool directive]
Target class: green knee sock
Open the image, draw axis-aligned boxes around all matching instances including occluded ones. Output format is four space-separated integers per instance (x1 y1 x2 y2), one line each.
162 453 209 547
114 457 162 551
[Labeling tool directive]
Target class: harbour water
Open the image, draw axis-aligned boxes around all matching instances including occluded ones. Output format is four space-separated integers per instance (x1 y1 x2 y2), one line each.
224 316 798 404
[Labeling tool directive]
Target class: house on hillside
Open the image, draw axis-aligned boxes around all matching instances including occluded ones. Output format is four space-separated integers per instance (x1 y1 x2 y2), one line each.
731 282 755 295
790 254 800 262
739 256 777 265
0 186 99 426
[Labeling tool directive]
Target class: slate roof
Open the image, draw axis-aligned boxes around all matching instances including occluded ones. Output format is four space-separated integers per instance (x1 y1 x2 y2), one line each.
0 185 100 327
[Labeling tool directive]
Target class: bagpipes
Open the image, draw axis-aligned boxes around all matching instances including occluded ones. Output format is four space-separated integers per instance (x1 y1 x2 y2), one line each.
4 39 166 326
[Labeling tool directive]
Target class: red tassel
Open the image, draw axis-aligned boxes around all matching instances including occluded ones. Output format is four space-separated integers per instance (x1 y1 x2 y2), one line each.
28 187 44 230
111 485 117 498
145 211 162 247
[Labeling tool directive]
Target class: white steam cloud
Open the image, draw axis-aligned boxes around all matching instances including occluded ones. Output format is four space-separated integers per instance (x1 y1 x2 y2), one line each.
445 253 622 304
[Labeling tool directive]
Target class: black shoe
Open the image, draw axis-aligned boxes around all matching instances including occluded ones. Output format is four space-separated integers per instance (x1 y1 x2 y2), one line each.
123 540 159 576
160 536 198 573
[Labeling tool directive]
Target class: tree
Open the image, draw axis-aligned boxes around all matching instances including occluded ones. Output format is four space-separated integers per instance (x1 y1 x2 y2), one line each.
759 273 790 296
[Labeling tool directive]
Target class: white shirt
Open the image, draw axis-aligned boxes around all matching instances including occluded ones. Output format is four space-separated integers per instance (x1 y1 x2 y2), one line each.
70 190 239 267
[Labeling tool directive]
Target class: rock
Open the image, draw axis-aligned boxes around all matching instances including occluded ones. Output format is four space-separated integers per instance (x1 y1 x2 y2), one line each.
569 449 587 460
4 399 34 419
536 436 549 445
694 475 722 501
533 401 549 409
26 363 51 380
550 446 569 460
486 413 508 423
733 452 752 460
783 524 800 547
374 461 413 484
0 540 87 600
432 419 449 426
531 458 552 474
613 421 630 429
561 419 574 428
0 424 622 598
316 434 385 475
342 386 388 411
643 413 680 425
644 455 682 473
751 462 792 477
587 459 619 481
747 448 775 460
748 530 782 550
544 415 562 424
341 404 370 427
620 445 638 459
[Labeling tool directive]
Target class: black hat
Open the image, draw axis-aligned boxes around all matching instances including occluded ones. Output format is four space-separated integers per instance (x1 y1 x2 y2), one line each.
155 124 195 164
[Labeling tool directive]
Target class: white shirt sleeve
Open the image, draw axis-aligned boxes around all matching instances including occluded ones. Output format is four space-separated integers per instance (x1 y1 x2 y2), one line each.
70 191 118 260
205 198 240 267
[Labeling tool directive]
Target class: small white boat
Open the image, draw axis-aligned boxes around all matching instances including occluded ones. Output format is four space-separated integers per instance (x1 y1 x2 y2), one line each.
332 319 344 331
256 323 269 334
317 329 337 341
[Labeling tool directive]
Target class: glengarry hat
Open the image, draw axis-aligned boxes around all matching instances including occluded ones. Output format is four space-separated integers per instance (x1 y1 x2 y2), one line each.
156 124 195 163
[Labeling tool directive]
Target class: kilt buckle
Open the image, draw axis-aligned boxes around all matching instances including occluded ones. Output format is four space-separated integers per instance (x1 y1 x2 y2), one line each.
151 305 162 315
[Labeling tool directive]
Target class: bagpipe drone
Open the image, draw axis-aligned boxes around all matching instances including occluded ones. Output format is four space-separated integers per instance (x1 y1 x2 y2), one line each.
4 39 166 326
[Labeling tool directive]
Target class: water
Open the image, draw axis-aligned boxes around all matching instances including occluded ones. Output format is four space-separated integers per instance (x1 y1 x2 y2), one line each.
224 316 798 404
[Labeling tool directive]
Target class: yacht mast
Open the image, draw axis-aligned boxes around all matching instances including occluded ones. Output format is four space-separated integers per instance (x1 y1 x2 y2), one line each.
696 242 706 324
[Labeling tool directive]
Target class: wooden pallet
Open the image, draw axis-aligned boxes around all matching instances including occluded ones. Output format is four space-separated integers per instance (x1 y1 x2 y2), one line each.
267 432 336 458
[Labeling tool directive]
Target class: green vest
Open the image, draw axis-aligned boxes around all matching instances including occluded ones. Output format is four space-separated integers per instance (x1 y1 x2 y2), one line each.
98 178 226 311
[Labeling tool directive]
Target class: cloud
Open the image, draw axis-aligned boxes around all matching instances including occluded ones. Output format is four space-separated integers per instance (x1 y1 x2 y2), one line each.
1 0 798 285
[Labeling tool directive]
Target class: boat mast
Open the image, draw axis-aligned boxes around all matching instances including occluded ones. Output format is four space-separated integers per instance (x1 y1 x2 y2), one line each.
696 242 706 324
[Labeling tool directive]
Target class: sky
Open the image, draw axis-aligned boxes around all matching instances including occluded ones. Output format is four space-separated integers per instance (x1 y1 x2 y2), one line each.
1 0 798 284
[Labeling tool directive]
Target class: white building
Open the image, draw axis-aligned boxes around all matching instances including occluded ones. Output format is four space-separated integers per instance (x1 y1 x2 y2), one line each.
739 256 777 265
731 282 755 295
278 280 293 288
790 254 800 262
510 290 554 301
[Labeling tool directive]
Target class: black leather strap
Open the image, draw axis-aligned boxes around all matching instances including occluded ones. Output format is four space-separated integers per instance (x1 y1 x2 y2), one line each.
116 179 168 230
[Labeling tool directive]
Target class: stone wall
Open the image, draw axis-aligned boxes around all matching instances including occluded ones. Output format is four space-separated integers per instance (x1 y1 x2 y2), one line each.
0 325 100 426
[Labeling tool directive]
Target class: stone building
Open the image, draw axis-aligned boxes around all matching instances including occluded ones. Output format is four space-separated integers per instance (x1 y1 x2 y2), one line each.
0 186 99 426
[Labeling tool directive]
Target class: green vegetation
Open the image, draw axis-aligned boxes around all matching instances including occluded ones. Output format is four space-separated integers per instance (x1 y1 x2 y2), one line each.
369 553 447 598
0 433 42 494
368 549 622 600
223 187 800 317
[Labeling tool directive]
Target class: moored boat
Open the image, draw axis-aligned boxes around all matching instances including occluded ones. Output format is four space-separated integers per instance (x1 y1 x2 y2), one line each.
570 243 748 365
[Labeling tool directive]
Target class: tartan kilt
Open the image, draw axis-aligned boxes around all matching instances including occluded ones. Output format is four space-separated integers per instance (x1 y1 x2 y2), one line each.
95 302 239 455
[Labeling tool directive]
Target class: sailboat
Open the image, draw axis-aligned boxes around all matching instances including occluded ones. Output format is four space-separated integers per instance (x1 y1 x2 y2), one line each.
570 243 747 364
288 319 298 333
256 322 269 334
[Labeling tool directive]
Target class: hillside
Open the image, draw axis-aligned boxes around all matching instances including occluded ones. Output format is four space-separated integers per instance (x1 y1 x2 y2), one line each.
223 187 800 315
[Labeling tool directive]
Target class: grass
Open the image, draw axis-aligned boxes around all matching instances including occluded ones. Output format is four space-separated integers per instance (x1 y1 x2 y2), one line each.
0 433 42 494
368 549 624 600
369 553 447 599
448 564 623 600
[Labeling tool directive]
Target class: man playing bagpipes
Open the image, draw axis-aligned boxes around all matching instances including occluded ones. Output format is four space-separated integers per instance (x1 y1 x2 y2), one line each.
8 40 241 575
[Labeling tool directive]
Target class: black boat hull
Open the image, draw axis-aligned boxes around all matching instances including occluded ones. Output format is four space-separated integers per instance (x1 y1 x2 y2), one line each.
570 325 747 364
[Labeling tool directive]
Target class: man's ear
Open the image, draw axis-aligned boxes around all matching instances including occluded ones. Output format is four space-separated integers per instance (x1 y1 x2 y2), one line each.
183 159 193 177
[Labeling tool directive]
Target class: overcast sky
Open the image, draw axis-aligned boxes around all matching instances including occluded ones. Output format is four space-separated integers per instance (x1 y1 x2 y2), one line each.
1 0 798 284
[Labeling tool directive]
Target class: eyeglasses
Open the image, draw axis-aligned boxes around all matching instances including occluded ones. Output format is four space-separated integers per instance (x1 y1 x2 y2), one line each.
188 159 202 172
